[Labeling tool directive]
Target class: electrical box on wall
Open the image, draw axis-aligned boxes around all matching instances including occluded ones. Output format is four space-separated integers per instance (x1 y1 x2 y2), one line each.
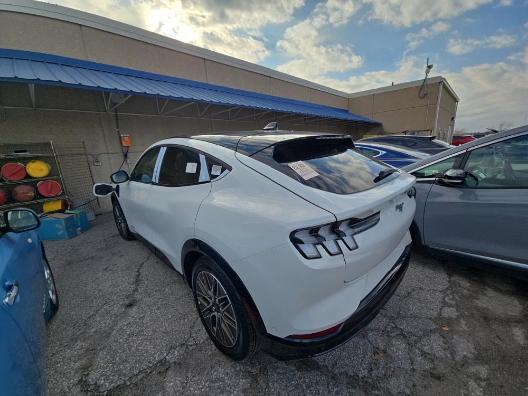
120 134 132 148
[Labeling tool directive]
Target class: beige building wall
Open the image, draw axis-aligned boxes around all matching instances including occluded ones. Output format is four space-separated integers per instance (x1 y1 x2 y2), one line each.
348 79 458 142
435 88 458 141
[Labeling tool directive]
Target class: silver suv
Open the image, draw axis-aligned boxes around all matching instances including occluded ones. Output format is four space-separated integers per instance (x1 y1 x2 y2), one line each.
404 125 528 271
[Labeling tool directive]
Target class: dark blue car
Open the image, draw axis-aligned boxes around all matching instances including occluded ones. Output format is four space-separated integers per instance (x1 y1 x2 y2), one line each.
0 209 59 394
359 135 453 155
355 142 429 168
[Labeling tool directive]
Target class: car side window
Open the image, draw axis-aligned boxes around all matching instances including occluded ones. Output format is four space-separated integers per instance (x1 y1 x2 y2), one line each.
413 155 463 178
464 134 528 188
130 147 160 183
206 156 229 180
158 147 209 187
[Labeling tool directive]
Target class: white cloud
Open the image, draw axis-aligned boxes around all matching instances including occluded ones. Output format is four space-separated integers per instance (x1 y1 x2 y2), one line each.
364 0 492 27
311 0 361 26
406 21 450 53
276 0 363 80
447 32 517 55
276 0 496 80
289 56 426 93
293 49 528 131
51 0 497 66
446 49 528 130
498 0 513 6
279 0 493 34
49 0 305 63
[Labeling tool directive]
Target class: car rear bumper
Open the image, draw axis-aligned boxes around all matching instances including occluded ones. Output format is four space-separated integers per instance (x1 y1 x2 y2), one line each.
260 244 411 360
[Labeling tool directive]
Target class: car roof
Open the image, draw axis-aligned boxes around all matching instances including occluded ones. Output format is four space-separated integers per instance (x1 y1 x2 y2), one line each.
356 142 429 159
191 130 351 156
362 135 437 141
403 124 528 172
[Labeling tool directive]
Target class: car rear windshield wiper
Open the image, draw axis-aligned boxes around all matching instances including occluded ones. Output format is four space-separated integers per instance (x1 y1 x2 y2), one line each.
373 168 398 183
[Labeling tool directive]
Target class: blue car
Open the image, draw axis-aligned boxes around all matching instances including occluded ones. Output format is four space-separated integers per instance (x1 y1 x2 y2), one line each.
359 135 453 155
355 142 429 168
0 209 59 394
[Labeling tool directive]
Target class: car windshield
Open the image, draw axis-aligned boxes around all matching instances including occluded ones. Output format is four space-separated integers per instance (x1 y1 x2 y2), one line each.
251 136 394 194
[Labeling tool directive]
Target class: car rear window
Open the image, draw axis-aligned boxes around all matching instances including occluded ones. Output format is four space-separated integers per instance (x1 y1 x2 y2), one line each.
250 136 393 194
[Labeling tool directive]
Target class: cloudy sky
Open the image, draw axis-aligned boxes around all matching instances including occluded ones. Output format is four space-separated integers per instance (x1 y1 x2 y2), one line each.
46 0 527 131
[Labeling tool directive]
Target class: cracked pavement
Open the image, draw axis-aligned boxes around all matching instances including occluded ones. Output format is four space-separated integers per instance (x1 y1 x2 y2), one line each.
44 214 528 395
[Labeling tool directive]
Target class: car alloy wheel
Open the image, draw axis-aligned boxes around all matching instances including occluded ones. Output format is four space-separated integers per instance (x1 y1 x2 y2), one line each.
112 203 134 240
43 260 57 306
113 204 127 236
195 270 238 348
191 256 259 360
42 257 59 320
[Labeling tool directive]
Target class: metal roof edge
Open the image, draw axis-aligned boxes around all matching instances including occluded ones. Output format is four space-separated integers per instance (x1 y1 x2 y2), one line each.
0 0 349 98
0 48 379 123
0 48 359 113
347 76 459 102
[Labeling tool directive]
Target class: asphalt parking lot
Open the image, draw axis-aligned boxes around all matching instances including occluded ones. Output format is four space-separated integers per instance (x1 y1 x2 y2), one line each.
44 213 527 395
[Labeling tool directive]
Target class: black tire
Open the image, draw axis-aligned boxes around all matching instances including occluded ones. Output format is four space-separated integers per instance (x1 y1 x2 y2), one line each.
191 256 258 360
113 202 135 241
43 257 59 321
410 222 425 250
410 223 432 258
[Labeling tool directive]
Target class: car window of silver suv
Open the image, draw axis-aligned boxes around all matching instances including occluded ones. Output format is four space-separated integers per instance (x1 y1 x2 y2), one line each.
413 155 464 178
464 134 528 188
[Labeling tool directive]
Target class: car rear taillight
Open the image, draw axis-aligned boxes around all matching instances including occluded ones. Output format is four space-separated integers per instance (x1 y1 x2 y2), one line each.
290 212 380 259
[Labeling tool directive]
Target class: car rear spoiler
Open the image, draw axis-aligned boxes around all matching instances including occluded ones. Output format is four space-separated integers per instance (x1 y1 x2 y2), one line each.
238 134 354 157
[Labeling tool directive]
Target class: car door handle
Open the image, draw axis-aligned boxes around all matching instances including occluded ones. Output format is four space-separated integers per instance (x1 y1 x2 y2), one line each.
3 283 19 306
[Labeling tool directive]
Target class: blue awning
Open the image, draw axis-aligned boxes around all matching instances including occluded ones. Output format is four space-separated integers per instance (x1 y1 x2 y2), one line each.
0 49 377 124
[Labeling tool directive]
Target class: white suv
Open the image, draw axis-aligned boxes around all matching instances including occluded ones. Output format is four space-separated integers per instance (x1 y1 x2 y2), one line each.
94 130 416 360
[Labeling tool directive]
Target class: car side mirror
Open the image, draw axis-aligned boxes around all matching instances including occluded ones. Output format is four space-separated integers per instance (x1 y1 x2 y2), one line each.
2 209 40 233
93 183 114 197
438 168 466 186
110 170 129 184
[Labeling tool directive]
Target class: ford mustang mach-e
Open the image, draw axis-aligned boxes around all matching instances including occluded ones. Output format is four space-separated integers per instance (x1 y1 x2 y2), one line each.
94 130 416 360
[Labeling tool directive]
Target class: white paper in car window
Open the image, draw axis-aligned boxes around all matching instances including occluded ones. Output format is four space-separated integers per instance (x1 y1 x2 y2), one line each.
211 164 223 176
185 162 198 174
287 161 319 180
